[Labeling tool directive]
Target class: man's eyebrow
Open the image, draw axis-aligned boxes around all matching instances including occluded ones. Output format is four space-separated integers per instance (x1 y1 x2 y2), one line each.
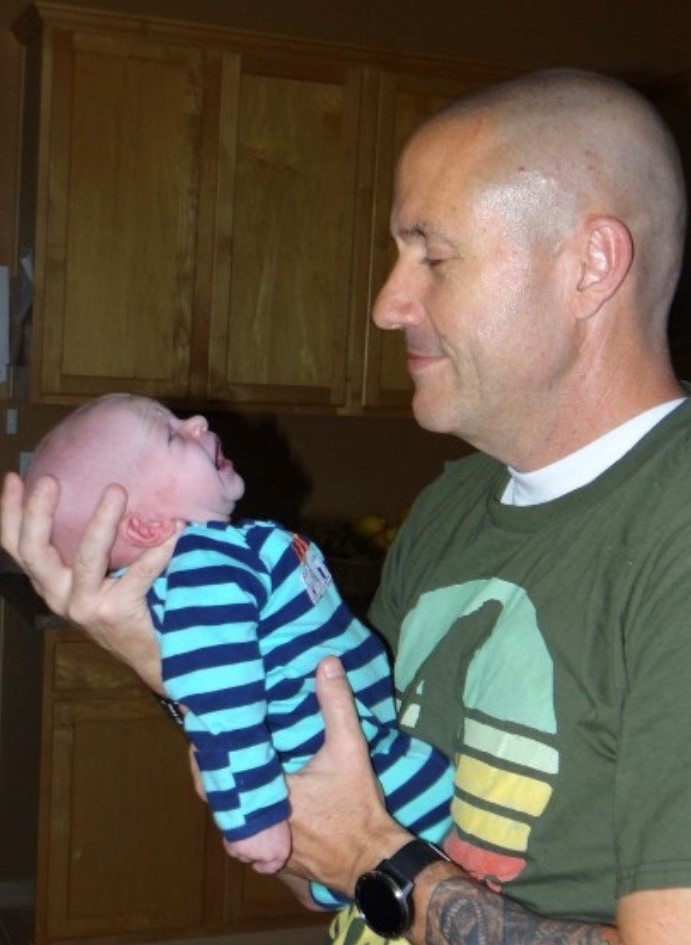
395 222 455 246
398 223 427 240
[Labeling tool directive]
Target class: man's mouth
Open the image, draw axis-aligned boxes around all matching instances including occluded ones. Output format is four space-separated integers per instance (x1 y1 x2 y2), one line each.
407 351 445 373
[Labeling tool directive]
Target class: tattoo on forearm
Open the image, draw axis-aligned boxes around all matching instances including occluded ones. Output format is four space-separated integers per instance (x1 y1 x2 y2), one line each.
426 878 620 945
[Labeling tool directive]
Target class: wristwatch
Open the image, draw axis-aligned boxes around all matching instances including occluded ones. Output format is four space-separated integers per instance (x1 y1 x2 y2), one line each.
354 839 450 938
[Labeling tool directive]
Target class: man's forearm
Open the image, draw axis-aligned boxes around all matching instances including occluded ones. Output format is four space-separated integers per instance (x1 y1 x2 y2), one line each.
410 867 620 945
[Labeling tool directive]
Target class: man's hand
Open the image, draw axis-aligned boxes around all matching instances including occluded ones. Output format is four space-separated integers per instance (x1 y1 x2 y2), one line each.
277 874 328 913
0 471 176 691
285 656 410 897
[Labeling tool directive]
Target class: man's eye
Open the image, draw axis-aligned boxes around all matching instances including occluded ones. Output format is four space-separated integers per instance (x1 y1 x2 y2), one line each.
425 257 446 269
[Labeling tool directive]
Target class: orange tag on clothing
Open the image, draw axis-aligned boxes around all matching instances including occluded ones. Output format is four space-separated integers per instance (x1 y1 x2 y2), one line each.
291 533 332 604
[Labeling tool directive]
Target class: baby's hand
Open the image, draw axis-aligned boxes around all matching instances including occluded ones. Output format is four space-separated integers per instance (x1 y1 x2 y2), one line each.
223 821 291 874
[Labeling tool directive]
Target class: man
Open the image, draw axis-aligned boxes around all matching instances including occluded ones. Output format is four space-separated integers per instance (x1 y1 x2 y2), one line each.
2 69 690 943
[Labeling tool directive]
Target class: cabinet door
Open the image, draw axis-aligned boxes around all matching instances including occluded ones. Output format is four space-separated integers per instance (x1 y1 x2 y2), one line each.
36 633 327 945
361 70 505 410
36 636 223 944
0 599 43 945
207 52 364 408
37 697 218 943
222 862 327 933
32 26 223 402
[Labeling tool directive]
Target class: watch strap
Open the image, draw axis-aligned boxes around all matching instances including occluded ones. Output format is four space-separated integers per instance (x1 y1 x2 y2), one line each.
355 839 451 937
384 838 450 881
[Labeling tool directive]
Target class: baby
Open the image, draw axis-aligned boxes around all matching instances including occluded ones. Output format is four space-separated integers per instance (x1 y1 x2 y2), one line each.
26 393 453 907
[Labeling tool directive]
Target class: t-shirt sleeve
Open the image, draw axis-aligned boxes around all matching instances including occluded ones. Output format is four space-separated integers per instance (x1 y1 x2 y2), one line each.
615 528 691 896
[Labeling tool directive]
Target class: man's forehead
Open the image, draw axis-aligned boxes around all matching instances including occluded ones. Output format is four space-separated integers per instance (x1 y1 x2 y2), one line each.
392 136 488 240
403 107 494 164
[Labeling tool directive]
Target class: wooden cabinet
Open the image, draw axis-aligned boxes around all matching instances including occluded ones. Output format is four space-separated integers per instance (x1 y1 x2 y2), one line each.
20 11 369 409
29 27 216 402
206 53 365 408
37 636 215 943
14 3 511 413
0 593 43 945
0 619 326 945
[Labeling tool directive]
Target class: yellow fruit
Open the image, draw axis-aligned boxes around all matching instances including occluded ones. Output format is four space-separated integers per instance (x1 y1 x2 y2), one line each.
371 524 399 550
371 531 390 550
353 513 388 538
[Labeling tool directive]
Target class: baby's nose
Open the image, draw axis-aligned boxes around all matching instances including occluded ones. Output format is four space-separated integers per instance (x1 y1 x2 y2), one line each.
182 415 209 438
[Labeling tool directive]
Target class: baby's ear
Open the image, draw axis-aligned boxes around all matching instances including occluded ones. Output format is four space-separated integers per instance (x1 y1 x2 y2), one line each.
122 514 178 548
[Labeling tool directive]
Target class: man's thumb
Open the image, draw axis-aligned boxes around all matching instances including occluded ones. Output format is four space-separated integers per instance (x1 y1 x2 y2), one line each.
315 657 367 751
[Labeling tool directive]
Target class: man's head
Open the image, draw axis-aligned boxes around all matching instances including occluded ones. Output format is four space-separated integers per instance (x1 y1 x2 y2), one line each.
374 68 687 467
26 394 245 569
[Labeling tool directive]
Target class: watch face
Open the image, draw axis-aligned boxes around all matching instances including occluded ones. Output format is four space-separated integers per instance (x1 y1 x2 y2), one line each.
355 871 411 938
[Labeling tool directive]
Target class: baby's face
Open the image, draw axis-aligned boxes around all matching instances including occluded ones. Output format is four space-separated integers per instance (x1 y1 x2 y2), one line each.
106 397 245 523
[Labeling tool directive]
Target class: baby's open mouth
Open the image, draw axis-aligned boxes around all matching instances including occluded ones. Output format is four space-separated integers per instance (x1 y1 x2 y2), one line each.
214 439 231 471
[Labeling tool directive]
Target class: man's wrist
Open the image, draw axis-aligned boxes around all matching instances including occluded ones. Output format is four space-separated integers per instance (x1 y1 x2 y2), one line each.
354 838 452 938
348 827 413 894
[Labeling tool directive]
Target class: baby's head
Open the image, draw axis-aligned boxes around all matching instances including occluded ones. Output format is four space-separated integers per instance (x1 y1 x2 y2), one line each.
26 394 245 569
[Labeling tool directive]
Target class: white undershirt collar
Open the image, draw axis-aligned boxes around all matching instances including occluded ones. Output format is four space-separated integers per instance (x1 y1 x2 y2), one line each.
501 399 686 506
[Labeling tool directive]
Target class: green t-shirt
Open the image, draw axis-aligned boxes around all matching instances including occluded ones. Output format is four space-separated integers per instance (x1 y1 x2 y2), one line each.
369 399 691 924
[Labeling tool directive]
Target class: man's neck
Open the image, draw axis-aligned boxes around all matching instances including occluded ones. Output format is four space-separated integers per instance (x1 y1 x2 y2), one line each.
503 370 685 473
502 397 686 505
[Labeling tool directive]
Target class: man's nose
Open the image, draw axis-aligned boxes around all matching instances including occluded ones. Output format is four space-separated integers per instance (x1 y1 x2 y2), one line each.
372 269 425 330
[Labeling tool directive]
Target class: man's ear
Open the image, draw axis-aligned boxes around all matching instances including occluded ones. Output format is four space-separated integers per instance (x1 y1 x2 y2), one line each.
575 216 634 319
121 514 178 549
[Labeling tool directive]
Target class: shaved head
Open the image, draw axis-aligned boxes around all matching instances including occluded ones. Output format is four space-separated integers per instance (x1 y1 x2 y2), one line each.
416 69 686 326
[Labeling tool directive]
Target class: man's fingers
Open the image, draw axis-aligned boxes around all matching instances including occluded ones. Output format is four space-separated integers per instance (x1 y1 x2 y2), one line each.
70 484 127 595
0 472 25 560
315 657 370 757
16 474 61 562
118 521 182 596
8 475 72 607
287 657 399 891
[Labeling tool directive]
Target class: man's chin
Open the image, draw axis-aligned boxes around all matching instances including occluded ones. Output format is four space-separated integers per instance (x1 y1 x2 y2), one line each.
411 390 457 436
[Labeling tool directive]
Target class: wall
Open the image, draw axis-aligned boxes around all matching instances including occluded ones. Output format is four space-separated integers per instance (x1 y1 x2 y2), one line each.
3 0 690 74
0 0 689 525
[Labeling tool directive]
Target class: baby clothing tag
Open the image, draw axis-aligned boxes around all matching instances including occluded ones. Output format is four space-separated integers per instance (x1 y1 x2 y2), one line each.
292 534 332 604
